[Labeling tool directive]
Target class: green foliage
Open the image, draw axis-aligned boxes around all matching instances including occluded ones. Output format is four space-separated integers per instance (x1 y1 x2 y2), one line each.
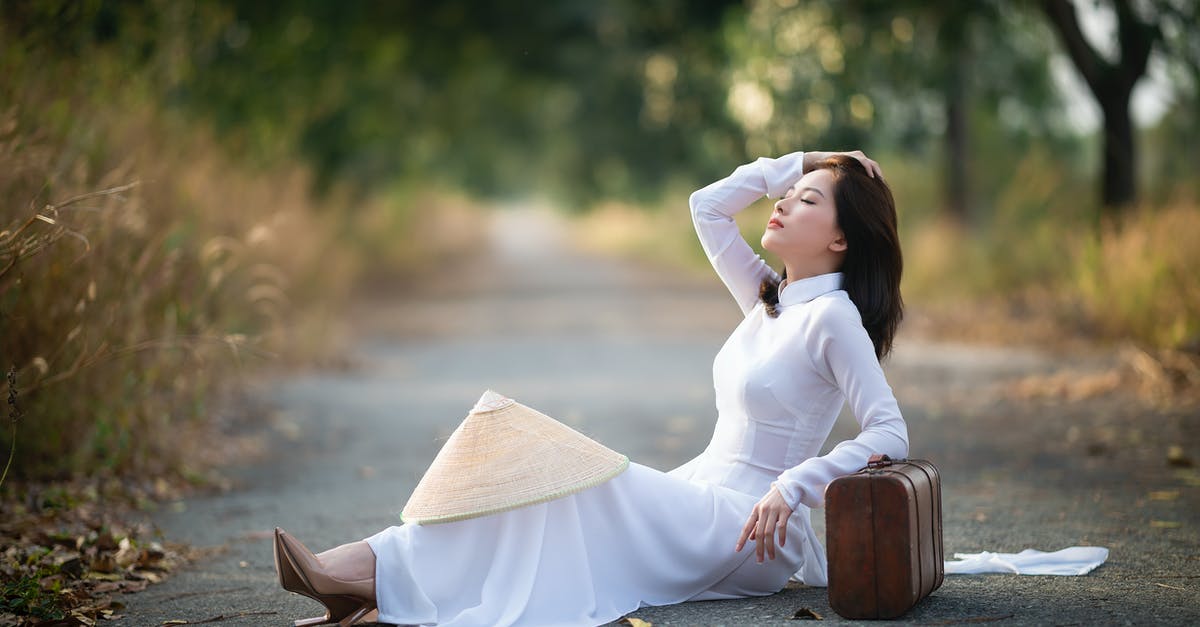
5 0 1193 215
0 570 65 619
153 0 748 206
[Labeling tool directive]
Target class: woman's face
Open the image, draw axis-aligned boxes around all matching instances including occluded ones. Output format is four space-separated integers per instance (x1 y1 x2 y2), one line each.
761 168 846 263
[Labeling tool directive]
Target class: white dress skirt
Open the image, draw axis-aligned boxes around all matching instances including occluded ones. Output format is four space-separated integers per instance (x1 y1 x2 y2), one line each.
365 462 825 626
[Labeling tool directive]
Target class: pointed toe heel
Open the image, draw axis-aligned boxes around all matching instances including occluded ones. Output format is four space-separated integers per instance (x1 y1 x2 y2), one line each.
273 528 377 627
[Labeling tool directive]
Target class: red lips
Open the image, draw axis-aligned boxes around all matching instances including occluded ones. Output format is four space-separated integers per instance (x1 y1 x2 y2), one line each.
768 218 783 229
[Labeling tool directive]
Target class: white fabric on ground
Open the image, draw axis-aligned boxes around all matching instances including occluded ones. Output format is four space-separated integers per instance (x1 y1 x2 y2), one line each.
945 547 1109 575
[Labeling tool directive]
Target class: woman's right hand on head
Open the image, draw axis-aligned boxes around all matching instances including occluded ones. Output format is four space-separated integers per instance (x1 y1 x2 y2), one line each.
803 150 884 180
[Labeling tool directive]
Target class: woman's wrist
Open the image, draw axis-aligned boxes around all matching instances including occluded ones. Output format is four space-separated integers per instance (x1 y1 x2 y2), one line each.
771 479 803 511
761 152 806 199
802 151 828 174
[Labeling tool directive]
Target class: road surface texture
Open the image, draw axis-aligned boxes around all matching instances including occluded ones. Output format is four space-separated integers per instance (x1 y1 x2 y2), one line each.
122 209 1199 626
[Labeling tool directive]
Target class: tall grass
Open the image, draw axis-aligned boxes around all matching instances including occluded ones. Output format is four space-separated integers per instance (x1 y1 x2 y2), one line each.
0 27 470 482
1075 199 1200 350
0 96 353 479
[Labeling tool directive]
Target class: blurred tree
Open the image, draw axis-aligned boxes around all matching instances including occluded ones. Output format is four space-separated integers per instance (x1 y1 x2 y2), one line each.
726 0 1064 223
163 0 746 207
1038 0 1178 211
10 0 1189 216
837 1 1060 224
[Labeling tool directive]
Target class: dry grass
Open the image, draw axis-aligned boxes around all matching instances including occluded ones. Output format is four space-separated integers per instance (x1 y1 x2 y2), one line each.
0 26 494 483
0 50 494 483
1075 199 1200 350
0 95 357 479
902 195 1200 352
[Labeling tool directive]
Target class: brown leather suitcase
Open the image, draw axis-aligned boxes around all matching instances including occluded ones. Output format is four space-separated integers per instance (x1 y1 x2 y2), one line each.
824 454 944 619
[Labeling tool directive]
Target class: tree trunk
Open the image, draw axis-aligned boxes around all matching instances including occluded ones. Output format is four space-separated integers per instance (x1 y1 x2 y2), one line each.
1101 96 1136 211
1039 0 1156 212
944 67 970 223
939 6 971 224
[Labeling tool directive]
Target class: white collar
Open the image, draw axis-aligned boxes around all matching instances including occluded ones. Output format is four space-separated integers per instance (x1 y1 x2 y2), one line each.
778 272 843 308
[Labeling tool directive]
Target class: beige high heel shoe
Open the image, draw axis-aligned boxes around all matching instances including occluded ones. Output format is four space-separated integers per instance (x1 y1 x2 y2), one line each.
274 528 377 627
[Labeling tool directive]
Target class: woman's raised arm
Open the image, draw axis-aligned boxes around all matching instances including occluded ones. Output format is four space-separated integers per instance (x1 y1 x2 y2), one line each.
689 152 805 314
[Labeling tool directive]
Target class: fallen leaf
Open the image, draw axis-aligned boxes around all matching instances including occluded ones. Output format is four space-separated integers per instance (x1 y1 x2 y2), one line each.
792 607 823 620
1148 490 1180 501
1 479 190 624
69 609 98 626
1150 520 1182 529
1167 445 1193 468
122 579 149 592
90 553 118 573
130 569 163 583
58 555 85 579
1154 582 1185 591
92 581 122 593
619 618 652 627
95 531 118 551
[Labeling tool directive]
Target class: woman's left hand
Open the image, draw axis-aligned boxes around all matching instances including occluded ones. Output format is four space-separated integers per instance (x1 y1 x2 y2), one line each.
736 486 793 563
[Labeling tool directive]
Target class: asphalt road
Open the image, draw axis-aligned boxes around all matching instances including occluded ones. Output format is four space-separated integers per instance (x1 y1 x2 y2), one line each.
120 209 1199 626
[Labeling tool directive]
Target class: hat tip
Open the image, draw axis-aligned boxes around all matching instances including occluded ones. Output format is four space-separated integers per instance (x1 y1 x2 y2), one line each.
471 389 513 413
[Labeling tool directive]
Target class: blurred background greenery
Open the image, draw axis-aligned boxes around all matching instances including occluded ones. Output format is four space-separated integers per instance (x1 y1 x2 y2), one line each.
1 0 1197 481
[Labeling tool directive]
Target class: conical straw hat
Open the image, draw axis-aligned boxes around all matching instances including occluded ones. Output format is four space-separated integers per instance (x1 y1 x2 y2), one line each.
401 390 630 525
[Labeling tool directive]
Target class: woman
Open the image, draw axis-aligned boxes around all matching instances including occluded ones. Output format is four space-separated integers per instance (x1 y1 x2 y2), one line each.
273 149 909 626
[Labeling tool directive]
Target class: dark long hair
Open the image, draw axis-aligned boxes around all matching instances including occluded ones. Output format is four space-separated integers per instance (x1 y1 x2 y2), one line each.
760 155 904 360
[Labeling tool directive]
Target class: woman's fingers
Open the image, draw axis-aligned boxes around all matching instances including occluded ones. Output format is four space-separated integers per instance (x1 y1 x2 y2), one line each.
736 510 757 552
739 487 795 561
757 510 775 562
864 154 883 177
837 149 883 179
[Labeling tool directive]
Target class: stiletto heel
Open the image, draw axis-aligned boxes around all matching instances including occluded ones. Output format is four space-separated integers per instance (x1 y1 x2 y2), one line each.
273 528 377 627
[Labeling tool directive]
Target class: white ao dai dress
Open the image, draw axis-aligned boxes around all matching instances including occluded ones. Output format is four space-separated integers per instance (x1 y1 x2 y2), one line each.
364 151 909 626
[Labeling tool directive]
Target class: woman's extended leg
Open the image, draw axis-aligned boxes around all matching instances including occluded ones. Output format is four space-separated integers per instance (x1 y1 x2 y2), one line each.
316 541 377 590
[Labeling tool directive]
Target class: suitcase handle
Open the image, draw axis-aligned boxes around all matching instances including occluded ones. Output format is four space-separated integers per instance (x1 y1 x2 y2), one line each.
867 454 893 468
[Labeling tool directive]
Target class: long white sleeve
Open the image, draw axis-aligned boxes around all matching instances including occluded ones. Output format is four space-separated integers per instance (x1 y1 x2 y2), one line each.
689 152 806 314
772 298 909 510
